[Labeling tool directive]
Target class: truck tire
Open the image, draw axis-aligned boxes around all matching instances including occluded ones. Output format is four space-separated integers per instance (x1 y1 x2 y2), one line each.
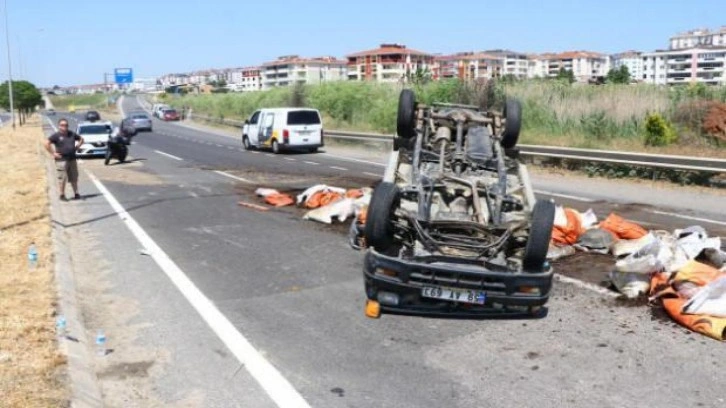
396 89 416 139
522 199 555 273
364 182 401 251
272 140 281 154
242 136 253 150
501 98 522 149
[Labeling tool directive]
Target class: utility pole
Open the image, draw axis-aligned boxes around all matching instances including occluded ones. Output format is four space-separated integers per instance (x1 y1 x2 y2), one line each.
3 0 15 129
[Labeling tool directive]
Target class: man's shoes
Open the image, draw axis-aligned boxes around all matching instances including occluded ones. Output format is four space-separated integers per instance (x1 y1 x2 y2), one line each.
73 193 81 200
60 194 67 201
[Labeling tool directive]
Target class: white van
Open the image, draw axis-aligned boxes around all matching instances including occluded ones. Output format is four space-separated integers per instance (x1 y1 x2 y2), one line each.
241 108 324 154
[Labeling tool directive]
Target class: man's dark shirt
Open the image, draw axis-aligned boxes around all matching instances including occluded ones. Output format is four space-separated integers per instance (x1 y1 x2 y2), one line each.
48 131 81 160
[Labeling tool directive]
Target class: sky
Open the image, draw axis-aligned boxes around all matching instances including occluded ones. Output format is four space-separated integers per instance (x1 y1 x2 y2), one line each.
0 0 724 87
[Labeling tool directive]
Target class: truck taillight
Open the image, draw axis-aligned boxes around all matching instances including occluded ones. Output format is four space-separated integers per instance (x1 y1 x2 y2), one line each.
283 129 289 144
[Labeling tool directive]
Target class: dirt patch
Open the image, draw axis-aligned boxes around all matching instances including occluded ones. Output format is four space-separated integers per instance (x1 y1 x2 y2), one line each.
552 252 614 288
98 361 155 380
0 117 68 407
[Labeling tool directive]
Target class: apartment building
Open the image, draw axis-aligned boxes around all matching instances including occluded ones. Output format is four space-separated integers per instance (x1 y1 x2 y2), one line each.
228 67 262 92
484 49 529 78
670 27 726 50
346 43 435 83
261 55 347 89
612 51 643 81
158 73 191 87
529 51 610 82
527 54 551 78
642 47 726 85
433 52 502 81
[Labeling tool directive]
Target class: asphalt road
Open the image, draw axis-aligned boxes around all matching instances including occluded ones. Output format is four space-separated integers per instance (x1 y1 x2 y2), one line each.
54 97 726 408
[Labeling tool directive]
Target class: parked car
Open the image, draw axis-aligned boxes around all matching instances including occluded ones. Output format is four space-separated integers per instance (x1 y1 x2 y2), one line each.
127 111 152 131
161 109 180 121
120 117 138 136
46 108 56 116
241 108 324 154
85 110 101 122
75 121 114 157
350 89 555 319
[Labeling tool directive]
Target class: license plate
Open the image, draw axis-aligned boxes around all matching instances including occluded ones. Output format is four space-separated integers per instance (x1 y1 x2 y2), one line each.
303 138 309 142
421 286 486 305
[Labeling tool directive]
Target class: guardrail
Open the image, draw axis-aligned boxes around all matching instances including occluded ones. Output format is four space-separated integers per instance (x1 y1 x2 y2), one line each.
185 112 726 174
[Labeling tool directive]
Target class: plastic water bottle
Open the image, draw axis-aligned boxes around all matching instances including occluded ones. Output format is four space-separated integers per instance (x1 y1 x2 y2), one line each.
28 243 38 270
95 330 107 356
56 316 67 339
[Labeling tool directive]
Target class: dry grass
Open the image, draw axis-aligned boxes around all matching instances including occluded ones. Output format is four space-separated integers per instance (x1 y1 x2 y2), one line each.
507 82 671 123
0 116 68 406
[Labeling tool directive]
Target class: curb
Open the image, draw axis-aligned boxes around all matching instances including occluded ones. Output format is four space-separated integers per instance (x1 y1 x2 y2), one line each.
43 117 103 408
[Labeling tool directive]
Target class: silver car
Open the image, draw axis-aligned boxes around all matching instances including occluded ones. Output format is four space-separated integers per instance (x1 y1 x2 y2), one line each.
128 111 152 132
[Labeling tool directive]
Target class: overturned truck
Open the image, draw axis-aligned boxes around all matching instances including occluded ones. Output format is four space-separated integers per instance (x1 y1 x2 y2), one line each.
350 89 556 318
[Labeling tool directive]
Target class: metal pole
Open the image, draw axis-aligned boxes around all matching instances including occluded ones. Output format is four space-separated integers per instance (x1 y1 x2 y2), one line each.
3 0 15 129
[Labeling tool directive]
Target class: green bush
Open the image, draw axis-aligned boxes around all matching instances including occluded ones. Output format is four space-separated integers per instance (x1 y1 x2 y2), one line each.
167 80 726 149
644 113 678 146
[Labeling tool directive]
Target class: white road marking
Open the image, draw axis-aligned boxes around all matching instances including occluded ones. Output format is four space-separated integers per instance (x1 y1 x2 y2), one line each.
304 161 319 166
227 146 235 150
554 274 620 298
154 150 183 161
85 171 311 408
329 166 348 171
284 158 296 161
363 172 380 177
319 153 385 167
216 144 223 147
250 151 260 154
647 210 726 226
533 190 595 203
213 170 254 184
188 191 199 198
266 154 275 157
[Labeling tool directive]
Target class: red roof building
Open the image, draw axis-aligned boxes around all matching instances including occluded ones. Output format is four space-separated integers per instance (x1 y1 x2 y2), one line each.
346 43 434 83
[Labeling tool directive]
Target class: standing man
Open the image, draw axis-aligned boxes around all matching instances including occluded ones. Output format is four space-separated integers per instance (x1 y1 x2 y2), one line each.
45 118 84 201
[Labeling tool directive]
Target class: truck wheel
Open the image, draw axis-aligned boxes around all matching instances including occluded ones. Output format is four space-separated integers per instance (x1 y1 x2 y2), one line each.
364 182 400 251
272 140 281 154
522 199 555 273
396 89 416 139
243 136 253 150
501 98 522 149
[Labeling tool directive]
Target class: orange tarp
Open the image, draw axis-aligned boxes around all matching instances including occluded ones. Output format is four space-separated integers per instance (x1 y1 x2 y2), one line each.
599 213 647 240
346 189 365 199
551 208 586 245
304 191 343 209
650 261 726 341
264 193 295 207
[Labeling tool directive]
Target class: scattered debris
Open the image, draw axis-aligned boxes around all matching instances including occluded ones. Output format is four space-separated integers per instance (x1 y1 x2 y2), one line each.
238 201 270 211
650 261 726 341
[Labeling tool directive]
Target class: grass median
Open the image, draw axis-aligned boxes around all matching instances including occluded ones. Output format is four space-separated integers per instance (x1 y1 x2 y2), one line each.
0 117 67 406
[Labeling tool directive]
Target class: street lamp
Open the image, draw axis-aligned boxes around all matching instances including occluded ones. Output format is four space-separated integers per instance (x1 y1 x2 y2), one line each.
3 0 14 129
